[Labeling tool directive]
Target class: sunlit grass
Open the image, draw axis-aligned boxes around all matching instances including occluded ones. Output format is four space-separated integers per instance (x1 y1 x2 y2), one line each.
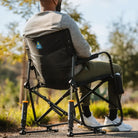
90 101 109 118
122 102 138 111
0 108 21 131
0 94 138 131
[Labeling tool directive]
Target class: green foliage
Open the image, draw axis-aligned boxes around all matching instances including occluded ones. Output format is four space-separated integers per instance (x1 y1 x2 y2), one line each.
91 87 108 102
109 18 138 87
0 79 20 108
0 108 20 131
1 0 99 57
58 115 68 122
0 22 23 63
62 0 83 23
0 0 39 20
0 62 21 108
118 107 138 118
90 101 109 118
80 24 99 52
0 115 18 132
25 104 50 126
0 101 138 132
0 62 19 83
130 90 138 102
63 0 99 51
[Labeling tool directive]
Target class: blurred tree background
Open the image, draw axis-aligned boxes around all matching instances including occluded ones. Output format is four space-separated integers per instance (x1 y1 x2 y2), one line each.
0 0 138 109
0 0 99 107
109 18 138 88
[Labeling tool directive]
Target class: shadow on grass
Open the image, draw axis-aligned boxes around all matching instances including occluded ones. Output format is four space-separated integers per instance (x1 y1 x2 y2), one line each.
0 119 19 132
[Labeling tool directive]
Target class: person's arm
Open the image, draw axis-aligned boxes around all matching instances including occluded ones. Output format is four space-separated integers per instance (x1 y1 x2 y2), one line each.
61 14 92 58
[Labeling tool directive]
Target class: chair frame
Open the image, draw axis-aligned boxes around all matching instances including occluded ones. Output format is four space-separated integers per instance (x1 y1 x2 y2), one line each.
20 29 123 136
20 52 123 137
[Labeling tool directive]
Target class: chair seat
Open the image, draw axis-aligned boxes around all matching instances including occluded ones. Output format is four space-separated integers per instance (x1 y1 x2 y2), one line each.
39 74 112 90
75 74 112 87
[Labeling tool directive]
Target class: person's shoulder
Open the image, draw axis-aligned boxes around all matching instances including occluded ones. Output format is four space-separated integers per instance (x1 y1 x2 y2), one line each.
59 12 73 23
60 12 71 18
25 13 38 25
50 11 71 19
26 11 70 20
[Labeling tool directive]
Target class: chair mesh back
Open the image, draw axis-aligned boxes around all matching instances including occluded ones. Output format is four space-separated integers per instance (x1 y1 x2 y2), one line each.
25 29 75 89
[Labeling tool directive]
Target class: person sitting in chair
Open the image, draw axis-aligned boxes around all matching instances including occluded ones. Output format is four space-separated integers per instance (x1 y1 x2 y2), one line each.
23 0 132 132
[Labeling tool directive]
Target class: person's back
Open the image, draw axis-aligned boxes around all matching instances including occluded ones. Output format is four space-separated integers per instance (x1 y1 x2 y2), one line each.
24 10 92 74
24 11 68 37
24 10 91 58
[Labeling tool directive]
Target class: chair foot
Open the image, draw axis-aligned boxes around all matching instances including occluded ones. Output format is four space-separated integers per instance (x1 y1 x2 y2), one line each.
47 127 59 132
102 130 106 134
19 129 26 135
93 128 106 134
19 127 59 135
67 132 74 137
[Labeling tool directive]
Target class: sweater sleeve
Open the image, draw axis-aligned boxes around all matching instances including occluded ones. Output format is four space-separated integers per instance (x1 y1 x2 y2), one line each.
61 14 92 58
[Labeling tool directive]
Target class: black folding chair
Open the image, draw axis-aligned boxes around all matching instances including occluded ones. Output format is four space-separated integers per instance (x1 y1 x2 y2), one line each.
20 29 123 136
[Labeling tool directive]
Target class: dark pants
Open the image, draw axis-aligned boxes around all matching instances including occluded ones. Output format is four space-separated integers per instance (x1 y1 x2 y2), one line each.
74 61 122 109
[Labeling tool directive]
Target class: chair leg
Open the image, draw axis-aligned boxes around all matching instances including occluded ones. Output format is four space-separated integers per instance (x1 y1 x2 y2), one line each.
19 101 28 135
67 100 75 137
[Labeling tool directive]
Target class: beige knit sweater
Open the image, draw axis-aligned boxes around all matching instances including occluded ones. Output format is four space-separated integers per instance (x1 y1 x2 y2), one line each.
23 11 92 74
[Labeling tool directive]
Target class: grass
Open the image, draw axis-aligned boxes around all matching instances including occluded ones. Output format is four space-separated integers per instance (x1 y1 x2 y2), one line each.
0 108 20 132
90 101 109 118
120 107 138 118
0 99 138 132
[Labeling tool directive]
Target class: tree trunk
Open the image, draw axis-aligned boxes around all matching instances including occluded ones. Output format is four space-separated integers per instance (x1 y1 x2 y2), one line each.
19 45 27 108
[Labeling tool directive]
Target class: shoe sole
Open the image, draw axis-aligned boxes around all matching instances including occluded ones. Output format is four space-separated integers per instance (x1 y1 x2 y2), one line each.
103 127 132 132
77 124 102 131
102 127 119 132
77 124 86 128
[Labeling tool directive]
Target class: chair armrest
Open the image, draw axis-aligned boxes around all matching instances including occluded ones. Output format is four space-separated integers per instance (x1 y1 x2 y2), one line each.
76 53 99 65
76 51 115 76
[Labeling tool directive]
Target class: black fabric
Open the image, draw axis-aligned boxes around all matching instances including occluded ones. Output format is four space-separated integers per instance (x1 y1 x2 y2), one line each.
25 29 76 90
114 74 124 94
25 29 115 90
108 109 117 121
109 74 124 95
76 74 112 87
82 105 91 118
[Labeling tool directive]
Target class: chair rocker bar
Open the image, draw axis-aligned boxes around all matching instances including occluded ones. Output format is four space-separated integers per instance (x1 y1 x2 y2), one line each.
22 127 59 134
71 129 106 136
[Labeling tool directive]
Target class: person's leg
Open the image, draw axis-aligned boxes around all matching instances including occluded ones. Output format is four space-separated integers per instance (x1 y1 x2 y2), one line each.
79 84 91 117
75 61 122 119
108 78 122 120
75 61 132 130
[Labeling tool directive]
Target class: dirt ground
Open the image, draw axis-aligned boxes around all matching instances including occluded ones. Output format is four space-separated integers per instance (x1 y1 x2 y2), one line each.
0 119 138 138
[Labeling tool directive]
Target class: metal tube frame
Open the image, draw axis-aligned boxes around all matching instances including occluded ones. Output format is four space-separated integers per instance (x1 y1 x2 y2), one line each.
20 51 123 136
